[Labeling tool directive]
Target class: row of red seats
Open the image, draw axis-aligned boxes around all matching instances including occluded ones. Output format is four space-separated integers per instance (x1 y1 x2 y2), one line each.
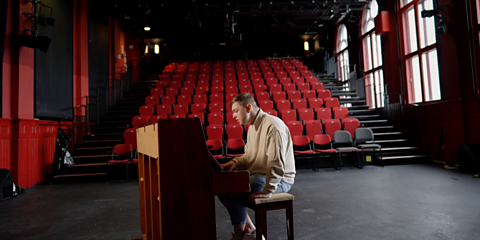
161 69 313 78
164 59 304 71
203 117 361 160
143 92 338 111
149 85 329 100
159 70 315 82
155 77 321 89
205 117 359 141
138 104 349 126
162 60 307 75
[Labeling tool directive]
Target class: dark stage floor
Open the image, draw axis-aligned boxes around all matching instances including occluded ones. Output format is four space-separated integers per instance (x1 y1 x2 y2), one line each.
1 163 480 240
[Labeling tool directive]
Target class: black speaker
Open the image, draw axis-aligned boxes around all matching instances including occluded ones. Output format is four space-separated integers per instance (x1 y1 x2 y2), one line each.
0 168 14 200
15 34 51 53
457 143 480 173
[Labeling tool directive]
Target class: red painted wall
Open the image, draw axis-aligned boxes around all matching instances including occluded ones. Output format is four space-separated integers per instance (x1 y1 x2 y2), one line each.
0 119 12 170
73 0 89 116
10 119 71 188
109 17 125 87
125 31 140 82
2 0 12 118
1 0 82 188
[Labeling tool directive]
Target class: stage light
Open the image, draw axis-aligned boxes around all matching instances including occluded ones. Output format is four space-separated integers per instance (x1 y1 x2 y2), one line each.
144 27 151 31
154 44 160 54
304 41 309 51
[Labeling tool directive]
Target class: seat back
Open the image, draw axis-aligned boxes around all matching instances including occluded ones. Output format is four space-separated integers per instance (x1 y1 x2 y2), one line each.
226 124 244 140
123 128 137 150
333 130 354 148
293 135 310 146
206 124 224 141
114 143 132 156
139 105 155 116
354 127 374 145
324 119 341 139
343 118 360 138
333 107 349 119
286 121 303 137
324 97 340 108
304 120 322 140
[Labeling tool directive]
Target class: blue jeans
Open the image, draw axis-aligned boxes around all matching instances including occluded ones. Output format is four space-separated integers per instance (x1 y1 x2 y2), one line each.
218 173 292 226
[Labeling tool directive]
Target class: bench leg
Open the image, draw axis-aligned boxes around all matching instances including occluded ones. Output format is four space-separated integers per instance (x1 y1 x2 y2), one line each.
255 206 266 240
287 201 294 240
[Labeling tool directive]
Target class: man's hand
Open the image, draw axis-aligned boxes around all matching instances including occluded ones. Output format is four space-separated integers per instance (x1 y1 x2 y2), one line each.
220 161 237 171
248 192 269 204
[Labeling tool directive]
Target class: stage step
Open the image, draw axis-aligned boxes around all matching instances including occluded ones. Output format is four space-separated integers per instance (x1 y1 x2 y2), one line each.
368 139 408 143
348 109 377 115
53 172 107 178
67 162 107 167
82 139 123 148
332 92 357 97
373 132 404 140
353 115 381 119
346 105 370 110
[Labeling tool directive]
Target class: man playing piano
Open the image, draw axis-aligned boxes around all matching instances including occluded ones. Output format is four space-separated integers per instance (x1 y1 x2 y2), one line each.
219 93 296 240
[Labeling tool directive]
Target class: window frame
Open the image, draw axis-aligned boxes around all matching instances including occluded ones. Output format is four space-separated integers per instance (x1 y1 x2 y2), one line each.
336 24 349 83
398 0 442 104
361 0 385 108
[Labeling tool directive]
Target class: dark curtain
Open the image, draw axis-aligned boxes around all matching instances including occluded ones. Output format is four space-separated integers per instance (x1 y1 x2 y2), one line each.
88 0 109 123
0 0 8 118
35 0 73 119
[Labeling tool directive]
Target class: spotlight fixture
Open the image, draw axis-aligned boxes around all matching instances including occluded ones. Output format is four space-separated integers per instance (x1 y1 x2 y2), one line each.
38 3 54 27
154 44 160 54
144 27 151 31
304 41 309 51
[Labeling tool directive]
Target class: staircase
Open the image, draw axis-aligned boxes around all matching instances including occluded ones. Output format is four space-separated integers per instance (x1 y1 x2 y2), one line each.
52 77 157 182
318 76 426 166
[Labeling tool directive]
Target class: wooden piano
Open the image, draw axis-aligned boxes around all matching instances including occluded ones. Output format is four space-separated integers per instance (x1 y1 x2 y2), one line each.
136 118 250 240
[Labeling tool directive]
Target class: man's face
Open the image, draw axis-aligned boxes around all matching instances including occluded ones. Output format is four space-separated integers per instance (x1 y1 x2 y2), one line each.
231 102 251 125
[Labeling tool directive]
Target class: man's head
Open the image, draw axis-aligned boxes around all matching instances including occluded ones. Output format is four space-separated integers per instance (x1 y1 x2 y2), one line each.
230 93 259 125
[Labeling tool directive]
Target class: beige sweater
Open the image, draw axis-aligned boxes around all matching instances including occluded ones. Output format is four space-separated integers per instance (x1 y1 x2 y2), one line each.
232 109 296 196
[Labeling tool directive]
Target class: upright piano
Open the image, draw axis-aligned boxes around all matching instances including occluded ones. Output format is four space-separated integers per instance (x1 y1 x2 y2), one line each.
136 118 250 239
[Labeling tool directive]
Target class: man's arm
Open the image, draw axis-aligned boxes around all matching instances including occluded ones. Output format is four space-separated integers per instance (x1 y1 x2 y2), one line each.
262 130 287 197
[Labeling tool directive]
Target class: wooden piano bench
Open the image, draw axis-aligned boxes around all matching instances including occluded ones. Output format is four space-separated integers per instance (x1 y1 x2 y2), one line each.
253 193 294 240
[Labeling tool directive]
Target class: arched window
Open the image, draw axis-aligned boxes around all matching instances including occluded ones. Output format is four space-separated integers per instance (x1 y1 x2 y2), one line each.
336 24 349 83
399 0 441 103
361 0 384 108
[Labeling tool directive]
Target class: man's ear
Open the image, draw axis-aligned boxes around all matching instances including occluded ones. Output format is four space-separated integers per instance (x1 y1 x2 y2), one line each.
246 104 252 113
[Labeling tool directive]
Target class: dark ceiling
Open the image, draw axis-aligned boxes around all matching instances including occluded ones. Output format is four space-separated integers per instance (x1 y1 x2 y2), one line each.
103 0 371 40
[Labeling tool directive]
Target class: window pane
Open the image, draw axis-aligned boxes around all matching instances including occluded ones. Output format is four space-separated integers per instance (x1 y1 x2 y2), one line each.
363 36 372 71
338 24 348 53
422 49 441 101
477 0 480 24
376 34 383 66
365 73 376 108
372 33 378 68
418 0 436 48
362 0 378 35
338 55 344 81
404 6 418 54
406 56 423 103
401 0 413 8
375 70 385 108
343 51 350 81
